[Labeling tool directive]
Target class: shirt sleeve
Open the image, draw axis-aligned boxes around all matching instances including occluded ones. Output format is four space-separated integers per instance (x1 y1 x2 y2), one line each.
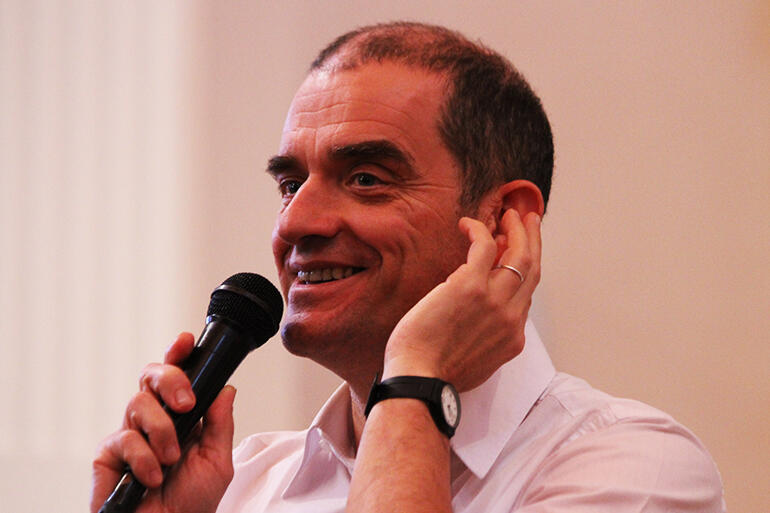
514 417 726 513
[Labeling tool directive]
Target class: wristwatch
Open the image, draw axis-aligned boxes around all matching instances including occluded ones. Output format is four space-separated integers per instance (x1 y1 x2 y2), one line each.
364 375 461 438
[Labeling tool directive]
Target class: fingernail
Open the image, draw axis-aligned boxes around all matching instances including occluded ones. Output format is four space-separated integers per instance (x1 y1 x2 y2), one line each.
176 389 194 407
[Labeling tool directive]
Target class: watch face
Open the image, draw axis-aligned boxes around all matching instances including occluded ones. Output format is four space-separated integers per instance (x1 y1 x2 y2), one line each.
441 385 459 427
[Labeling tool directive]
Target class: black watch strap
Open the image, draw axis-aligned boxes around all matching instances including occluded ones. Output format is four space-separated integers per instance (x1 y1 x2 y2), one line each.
364 374 461 438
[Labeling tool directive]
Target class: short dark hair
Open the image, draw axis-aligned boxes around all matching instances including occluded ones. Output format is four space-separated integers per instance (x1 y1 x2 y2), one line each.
311 22 553 212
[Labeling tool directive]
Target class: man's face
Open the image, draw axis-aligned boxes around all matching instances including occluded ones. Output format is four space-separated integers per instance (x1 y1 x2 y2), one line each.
269 62 473 377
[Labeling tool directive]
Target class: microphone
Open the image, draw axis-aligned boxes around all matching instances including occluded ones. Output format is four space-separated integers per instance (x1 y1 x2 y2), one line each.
99 272 283 513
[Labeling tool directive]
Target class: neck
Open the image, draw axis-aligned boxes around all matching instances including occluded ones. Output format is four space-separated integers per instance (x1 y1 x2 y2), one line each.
308 349 384 450
347 373 377 449
346 364 382 450
300 339 388 449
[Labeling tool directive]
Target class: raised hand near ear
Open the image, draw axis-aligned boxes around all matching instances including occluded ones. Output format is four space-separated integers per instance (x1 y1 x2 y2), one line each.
383 209 542 391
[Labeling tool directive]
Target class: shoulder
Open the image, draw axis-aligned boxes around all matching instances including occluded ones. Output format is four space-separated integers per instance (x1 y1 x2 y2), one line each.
513 373 726 512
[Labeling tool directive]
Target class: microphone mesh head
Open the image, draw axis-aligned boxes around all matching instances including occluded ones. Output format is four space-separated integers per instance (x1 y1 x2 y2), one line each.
207 273 284 345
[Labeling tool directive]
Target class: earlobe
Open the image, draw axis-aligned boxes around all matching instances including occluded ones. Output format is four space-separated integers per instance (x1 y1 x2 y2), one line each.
499 180 544 219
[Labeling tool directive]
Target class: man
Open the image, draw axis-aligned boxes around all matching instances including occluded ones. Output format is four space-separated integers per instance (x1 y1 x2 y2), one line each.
92 22 725 512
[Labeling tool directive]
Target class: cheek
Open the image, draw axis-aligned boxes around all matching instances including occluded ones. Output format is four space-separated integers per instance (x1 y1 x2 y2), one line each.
362 208 467 273
356 213 423 262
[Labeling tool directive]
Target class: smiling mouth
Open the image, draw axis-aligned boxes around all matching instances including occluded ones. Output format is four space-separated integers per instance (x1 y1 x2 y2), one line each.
297 267 365 284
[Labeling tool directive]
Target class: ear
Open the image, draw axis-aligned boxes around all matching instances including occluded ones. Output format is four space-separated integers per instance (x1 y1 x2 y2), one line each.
498 180 545 219
473 180 544 235
481 180 544 262
498 180 544 221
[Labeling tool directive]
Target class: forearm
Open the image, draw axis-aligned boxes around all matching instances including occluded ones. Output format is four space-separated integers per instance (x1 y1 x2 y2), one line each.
347 398 452 513
345 212 541 512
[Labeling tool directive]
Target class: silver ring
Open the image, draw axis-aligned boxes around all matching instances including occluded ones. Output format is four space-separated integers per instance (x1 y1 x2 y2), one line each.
494 264 524 283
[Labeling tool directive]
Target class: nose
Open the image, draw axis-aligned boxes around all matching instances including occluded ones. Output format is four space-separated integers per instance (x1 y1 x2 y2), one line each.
273 177 342 246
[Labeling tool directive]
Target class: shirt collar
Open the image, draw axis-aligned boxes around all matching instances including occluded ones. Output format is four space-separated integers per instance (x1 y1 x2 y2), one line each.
281 383 355 499
283 321 555 495
450 321 555 479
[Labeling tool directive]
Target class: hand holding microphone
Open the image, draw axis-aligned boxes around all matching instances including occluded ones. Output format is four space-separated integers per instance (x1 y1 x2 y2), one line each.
91 273 283 513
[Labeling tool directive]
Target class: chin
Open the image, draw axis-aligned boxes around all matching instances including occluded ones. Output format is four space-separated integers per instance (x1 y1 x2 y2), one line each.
280 318 348 359
280 320 316 358
280 316 389 380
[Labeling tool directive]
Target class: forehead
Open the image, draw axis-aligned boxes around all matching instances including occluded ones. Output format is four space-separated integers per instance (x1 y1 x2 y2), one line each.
280 63 449 160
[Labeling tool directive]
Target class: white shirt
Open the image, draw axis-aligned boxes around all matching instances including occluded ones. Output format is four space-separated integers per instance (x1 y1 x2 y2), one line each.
217 323 726 512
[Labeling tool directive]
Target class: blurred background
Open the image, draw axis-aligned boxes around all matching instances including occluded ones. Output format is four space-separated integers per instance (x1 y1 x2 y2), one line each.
1 1 768 511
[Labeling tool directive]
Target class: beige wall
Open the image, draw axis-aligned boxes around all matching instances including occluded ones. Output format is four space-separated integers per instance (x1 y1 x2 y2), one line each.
2 1 767 511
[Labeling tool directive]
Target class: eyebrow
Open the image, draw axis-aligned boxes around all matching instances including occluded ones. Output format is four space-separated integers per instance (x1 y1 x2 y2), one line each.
266 140 416 178
266 154 300 178
329 140 415 168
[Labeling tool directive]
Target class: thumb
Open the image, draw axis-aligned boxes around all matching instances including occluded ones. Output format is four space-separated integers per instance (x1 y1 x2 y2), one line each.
199 385 236 458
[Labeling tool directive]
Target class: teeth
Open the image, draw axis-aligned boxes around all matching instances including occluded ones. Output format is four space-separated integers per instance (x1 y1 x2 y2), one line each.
297 267 358 283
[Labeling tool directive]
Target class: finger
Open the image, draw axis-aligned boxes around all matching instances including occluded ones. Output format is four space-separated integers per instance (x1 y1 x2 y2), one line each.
498 209 530 271
124 391 181 466
458 217 498 273
524 212 542 273
490 210 531 294
512 212 542 300
139 362 196 413
197 386 236 477
494 232 508 263
199 385 236 453
92 433 131 512
164 332 196 365
97 429 164 489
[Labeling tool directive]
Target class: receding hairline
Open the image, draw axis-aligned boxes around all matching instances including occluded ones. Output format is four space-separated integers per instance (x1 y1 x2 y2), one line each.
310 22 496 75
307 22 554 212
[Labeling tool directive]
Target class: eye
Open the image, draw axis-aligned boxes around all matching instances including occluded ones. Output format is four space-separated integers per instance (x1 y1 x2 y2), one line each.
279 179 302 197
352 172 383 187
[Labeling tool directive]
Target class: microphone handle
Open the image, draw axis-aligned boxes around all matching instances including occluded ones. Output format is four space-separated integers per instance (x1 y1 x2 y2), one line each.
98 320 253 513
